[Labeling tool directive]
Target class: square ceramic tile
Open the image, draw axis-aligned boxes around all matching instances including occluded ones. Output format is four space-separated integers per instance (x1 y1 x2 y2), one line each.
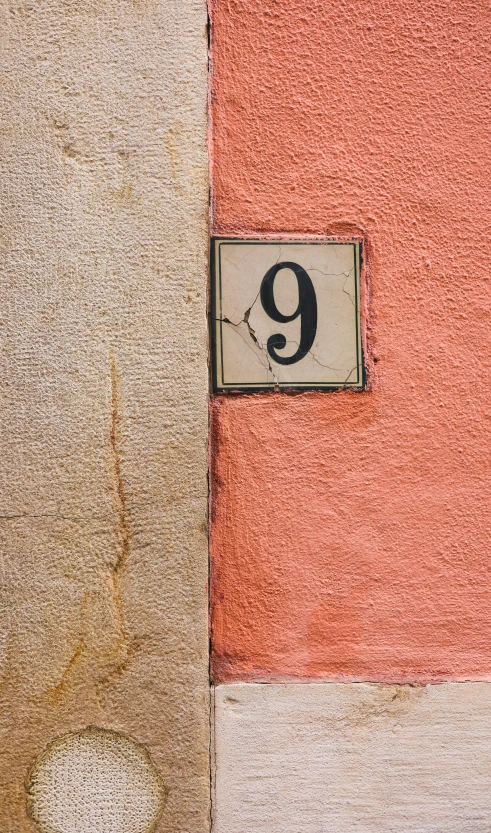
211 238 364 391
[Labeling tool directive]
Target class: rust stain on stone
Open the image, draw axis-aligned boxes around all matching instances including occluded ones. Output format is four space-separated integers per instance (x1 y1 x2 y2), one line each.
108 352 130 672
47 638 85 704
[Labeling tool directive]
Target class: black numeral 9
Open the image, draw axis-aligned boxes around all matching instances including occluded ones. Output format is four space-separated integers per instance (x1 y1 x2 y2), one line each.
260 262 317 365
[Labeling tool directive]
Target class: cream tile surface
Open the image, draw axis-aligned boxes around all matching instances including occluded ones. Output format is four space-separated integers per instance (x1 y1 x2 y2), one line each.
212 240 363 390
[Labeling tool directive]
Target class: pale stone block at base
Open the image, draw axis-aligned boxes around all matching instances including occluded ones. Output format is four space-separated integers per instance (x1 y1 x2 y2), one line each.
214 682 491 833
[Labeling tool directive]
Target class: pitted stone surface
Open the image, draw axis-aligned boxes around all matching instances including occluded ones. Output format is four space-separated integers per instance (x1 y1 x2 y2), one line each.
27 728 166 833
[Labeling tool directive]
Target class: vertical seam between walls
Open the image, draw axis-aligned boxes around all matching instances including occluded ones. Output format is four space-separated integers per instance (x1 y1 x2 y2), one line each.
206 2 214 832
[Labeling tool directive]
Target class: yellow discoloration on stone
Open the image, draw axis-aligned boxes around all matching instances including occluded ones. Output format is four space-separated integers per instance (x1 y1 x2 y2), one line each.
47 637 85 704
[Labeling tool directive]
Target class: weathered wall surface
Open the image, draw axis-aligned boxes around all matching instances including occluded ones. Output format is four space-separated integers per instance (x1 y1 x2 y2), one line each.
0 1 209 829
209 0 491 682
214 683 491 833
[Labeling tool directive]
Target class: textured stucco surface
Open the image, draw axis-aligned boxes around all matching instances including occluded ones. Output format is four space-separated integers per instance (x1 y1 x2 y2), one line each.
209 0 491 681
214 682 491 833
0 1 209 829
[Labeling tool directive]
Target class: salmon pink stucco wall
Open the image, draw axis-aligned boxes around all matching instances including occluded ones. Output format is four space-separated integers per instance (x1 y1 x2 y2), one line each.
209 0 491 682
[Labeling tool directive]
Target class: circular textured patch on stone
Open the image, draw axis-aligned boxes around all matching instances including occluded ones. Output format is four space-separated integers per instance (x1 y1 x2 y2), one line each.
26 726 167 833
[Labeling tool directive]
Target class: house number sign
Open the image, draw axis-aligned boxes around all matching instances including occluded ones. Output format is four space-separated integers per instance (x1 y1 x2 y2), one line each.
211 238 364 391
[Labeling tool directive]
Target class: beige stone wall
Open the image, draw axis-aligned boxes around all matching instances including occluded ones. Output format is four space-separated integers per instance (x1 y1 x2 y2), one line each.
0 0 209 829
214 683 491 833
